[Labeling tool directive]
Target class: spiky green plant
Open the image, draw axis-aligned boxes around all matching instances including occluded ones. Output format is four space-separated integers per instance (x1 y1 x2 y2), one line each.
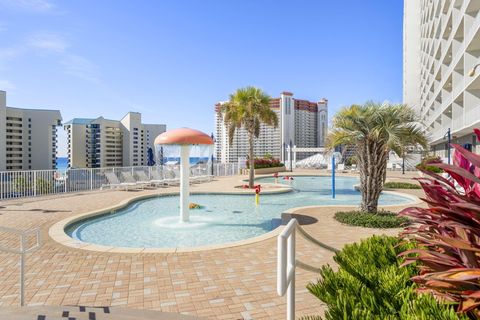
302 236 463 320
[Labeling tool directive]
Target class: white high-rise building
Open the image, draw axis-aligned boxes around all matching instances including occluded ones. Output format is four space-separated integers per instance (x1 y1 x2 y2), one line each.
215 92 328 163
64 112 166 168
0 91 62 171
404 0 480 156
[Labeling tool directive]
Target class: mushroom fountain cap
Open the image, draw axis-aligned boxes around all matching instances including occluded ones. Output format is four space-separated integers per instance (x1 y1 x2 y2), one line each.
154 128 214 145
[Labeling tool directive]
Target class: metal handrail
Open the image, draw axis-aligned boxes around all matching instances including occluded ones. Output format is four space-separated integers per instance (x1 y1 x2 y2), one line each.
277 219 297 320
277 219 340 320
0 226 41 306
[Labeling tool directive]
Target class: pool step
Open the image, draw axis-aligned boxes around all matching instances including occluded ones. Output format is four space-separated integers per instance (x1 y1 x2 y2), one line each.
0 306 201 320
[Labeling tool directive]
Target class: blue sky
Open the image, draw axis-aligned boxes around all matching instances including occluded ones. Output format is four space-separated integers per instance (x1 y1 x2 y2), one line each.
0 0 404 156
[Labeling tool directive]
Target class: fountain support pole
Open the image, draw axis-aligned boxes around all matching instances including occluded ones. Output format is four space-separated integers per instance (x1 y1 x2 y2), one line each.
180 145 190 222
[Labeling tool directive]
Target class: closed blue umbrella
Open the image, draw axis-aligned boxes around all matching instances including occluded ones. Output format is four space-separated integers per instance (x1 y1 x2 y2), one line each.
147 147 156 166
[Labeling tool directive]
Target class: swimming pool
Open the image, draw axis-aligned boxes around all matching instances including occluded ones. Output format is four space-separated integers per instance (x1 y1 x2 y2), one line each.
65 176 414 249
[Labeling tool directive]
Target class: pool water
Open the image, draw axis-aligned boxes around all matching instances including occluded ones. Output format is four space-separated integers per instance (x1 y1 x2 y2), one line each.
65 176 413 248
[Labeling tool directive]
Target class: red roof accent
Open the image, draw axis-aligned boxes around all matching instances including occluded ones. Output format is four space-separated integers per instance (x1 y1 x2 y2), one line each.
281 91 294 96
294 99 318 112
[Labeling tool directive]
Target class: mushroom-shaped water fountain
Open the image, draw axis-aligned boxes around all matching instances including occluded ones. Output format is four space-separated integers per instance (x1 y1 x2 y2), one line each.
154 128 214 222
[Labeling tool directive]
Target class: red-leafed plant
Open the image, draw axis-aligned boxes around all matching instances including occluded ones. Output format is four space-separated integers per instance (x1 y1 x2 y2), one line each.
400 129 480 318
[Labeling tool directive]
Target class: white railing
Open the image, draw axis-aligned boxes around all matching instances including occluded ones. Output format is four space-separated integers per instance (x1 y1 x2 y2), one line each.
0 226 41 306
212 162 239 176
277 218 298 320
0 163 239 201
277 219 339 320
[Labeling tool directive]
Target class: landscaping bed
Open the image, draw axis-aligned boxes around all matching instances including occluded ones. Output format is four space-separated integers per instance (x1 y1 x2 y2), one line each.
384 181 421 189
334 210 409 228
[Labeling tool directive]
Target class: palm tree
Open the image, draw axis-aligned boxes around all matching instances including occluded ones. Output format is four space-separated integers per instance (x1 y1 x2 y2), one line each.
219 87 278 188
328 102 428 212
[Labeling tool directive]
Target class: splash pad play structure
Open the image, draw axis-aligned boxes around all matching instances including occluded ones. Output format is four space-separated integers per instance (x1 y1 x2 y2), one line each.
154 128 214 222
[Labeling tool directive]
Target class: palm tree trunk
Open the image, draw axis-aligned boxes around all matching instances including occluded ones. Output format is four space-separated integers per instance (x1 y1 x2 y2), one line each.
358 142 386 213
248 133 255 188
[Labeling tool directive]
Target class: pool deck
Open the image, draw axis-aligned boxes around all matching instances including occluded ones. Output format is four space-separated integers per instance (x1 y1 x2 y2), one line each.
0 170 426 319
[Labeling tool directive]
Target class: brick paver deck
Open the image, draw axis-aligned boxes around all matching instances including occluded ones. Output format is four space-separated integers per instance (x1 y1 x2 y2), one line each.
0 170 424 319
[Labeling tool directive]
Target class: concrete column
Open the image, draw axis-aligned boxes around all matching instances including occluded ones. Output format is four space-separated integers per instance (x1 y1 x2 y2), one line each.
180 145 190 222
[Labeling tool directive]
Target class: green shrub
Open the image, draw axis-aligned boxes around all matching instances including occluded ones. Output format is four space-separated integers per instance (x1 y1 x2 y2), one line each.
334 210 409 228
302 236 466 320
415 155 444 173
344 156 357 166
246 158 284 169
384 182 421 189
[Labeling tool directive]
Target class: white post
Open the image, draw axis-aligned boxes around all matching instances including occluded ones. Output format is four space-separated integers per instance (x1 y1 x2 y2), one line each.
180 145 190 222
293 145 297 169
287 228 296 320
90 168 93 190
287 146 291 170
33 171 37 197
277 219 298 320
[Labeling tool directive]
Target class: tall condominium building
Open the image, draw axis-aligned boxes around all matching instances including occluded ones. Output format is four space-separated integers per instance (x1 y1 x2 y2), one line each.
64 112 166 168
404 0 480 157
0 91 62 171
215 92 328 163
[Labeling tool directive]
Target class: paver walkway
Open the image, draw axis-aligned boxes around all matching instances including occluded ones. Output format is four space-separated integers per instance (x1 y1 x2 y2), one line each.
0 170 424 319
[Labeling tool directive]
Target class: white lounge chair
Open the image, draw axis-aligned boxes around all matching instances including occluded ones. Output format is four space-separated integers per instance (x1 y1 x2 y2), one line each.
150 170 175 186
121 172 150 189
190 166 214 183
191 174 213 184
136 170 166 187
153 169 179 186
103 172 137 191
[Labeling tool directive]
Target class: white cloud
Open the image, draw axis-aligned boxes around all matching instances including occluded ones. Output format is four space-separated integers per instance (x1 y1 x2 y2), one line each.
0 0 54 12
0 47 23 60
60 54 100 84
28 32 69 53
0 31 100 84
0 79 16 91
